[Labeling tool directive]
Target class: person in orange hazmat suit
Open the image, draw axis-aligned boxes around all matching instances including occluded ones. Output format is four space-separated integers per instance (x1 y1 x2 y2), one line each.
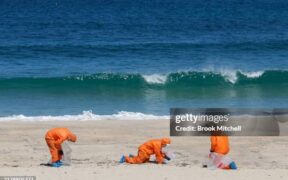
45 127 77 167
120 138 171 164
207 136 237 170
210 136 230 155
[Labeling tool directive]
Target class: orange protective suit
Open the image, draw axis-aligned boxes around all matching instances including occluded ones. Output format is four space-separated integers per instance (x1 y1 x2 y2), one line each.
45 128 77 163
210 136 229 155
125 138 171 164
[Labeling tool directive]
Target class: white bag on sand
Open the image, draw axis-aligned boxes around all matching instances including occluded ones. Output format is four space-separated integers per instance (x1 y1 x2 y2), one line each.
206 152 233 169
61 141 72 166
47 141 72 166
162 146 175 160
150 147 175 162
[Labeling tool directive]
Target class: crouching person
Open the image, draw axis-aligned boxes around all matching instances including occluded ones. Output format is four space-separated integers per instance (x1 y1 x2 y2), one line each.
120 138 171 164
45 127 77 167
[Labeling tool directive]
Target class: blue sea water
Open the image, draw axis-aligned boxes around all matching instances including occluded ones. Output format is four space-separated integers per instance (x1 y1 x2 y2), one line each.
0 0 288 118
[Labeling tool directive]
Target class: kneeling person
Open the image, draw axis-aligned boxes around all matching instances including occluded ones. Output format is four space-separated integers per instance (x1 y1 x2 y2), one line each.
120 138 171 164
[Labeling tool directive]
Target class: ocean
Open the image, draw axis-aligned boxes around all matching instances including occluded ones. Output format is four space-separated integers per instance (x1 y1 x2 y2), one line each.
0 0 288 120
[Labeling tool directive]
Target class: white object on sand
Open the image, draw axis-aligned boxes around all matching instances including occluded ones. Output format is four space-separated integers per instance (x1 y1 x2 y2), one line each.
206 152 233 169
150 147 175 162
61 141 72 166
48 141 72 165
162 146 175 160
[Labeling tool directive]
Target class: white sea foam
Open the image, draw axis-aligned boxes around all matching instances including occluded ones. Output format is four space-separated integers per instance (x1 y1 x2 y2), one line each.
0 111 169 121
142 74 167 84
218 69 238 84
201 67 238 84
217 70 264 83
240 71 264 78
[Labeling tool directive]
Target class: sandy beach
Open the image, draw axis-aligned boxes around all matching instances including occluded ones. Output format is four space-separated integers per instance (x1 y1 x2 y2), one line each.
0 120 287 180
1 0 288 179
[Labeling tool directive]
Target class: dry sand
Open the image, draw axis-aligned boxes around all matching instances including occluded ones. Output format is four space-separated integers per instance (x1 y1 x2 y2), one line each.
0 120 287 180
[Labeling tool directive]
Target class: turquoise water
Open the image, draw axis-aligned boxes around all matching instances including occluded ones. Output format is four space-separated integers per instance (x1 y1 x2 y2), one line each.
0 0 288 116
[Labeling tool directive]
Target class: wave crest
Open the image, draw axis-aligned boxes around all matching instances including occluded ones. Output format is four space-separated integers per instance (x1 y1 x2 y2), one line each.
0 70 287 90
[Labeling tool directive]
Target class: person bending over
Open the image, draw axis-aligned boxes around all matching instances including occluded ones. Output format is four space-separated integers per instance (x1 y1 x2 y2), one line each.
45 127 77 167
